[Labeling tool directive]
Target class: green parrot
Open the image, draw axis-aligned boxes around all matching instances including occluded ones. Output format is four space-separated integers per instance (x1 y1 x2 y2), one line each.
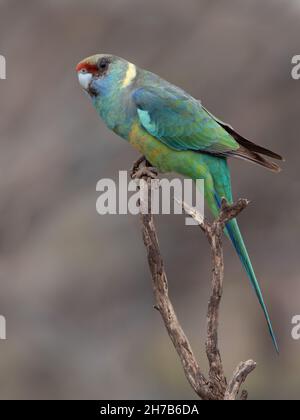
76 54 283 352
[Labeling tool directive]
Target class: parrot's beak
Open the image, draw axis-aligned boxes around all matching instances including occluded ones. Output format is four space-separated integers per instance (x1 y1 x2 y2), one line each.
78 72 93 91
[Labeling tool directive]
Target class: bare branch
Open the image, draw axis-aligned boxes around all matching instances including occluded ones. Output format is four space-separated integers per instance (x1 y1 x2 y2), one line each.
180 199 226 392
205 197 250 391
217 197 249 227
205 220 227 393
224 360 257 400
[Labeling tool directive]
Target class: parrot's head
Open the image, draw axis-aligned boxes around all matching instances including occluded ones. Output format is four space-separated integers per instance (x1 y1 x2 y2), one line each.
76 54 136 98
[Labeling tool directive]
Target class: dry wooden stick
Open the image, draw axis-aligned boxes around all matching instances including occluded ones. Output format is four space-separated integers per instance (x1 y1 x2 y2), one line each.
131 157 256 400
224 360 257 400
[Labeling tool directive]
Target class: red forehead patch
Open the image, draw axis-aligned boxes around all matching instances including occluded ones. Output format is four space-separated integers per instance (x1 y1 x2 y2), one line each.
76 61 98 73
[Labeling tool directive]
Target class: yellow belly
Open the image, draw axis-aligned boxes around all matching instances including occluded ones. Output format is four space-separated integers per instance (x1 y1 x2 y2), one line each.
128 121 208 179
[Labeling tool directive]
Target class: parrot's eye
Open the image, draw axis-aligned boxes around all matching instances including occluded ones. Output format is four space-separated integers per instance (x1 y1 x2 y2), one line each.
80 68 87 74
97 57 110 73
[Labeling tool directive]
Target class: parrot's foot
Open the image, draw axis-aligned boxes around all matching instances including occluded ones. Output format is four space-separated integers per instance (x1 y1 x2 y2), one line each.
131 156 147 176
133 166 158 180
131 156 158 180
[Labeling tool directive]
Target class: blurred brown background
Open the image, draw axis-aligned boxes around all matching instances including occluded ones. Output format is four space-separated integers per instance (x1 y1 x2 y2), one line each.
0 0 299 400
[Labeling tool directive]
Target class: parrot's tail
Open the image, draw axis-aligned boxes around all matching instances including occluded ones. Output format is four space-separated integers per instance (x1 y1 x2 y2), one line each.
193 153 278 351
224 215 279 353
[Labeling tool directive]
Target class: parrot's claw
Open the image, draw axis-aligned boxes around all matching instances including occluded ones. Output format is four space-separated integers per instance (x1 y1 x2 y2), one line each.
130 156 147 176
132 166 158 180
131 156 158 180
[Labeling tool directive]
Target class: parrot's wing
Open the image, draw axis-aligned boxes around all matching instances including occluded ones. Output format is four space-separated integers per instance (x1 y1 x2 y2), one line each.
201 105 283 161
132 86 239 155
132 86 281 171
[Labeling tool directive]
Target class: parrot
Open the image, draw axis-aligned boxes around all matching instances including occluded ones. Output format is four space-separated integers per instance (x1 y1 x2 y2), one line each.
76 54 283 352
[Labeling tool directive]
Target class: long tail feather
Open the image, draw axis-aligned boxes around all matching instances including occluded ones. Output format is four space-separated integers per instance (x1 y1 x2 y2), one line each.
225 216 279 353
196 154 278 352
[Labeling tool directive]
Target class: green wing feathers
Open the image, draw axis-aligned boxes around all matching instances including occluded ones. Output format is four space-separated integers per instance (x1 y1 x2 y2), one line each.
133 87 239 154
133 86 282 172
